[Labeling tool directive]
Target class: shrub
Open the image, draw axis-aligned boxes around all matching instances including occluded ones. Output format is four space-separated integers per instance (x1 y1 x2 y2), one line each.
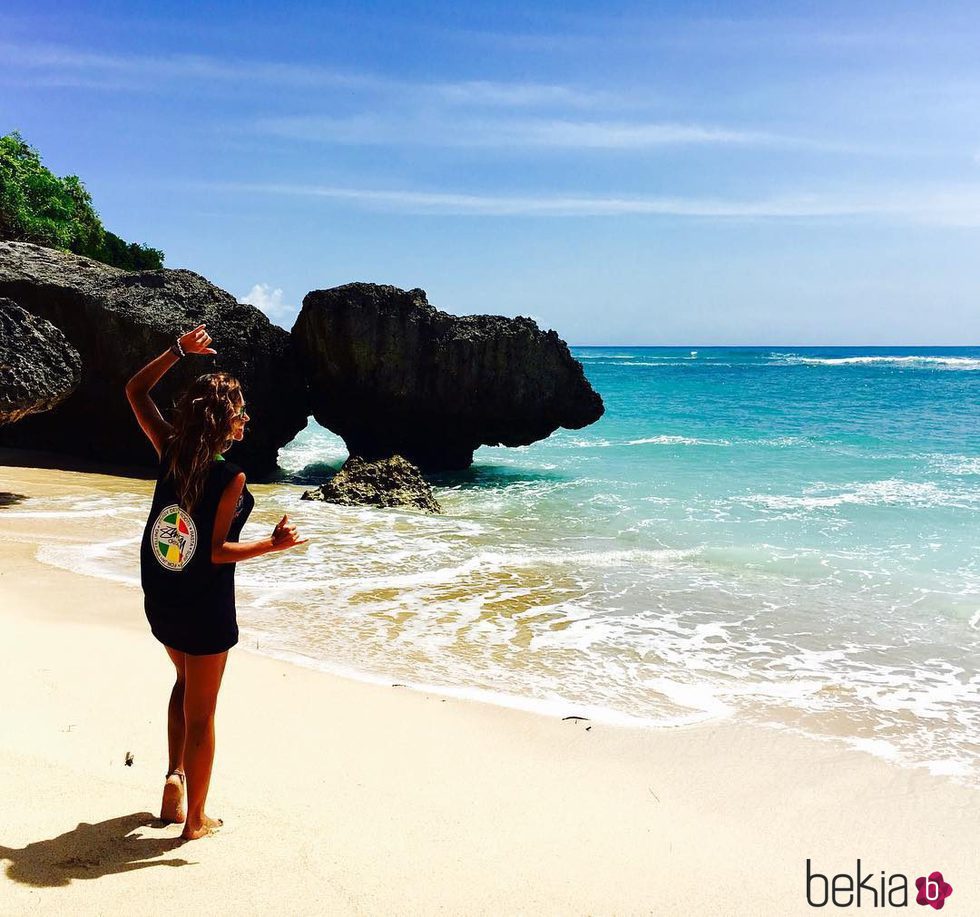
0 131 164 269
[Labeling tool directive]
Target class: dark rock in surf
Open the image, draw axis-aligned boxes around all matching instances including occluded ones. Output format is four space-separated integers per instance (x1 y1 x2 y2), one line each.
301 454 441 513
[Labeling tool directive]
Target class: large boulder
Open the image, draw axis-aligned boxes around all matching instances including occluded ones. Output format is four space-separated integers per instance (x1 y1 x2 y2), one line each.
301 454 441 513
0 297 82 425
0 242 308 477
292 283 603 471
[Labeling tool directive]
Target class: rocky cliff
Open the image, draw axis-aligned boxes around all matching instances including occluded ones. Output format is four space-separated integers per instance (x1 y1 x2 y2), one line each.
0 242 308 477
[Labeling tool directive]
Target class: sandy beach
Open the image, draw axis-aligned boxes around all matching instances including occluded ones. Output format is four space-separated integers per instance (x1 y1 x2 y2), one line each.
1 460 977 916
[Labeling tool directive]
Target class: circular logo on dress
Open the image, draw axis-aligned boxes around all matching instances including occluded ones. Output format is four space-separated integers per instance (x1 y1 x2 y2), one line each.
151 504 198 571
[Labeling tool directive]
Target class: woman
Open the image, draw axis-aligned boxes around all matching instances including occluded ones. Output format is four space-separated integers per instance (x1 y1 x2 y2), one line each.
126 323 306 840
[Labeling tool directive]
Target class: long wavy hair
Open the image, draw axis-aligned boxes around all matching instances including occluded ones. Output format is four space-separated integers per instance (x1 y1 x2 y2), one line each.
163 373 244 514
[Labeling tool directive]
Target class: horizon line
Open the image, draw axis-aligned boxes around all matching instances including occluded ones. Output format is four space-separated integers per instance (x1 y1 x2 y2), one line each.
565 343 980 348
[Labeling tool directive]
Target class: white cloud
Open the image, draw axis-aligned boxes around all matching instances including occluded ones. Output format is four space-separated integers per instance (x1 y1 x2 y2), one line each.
430 80 620 109
239 283 297 328
0 42 364 89
0 40 861 154
511 119 777 148
0 41 628 110
254 114 791 150
214 181 980 225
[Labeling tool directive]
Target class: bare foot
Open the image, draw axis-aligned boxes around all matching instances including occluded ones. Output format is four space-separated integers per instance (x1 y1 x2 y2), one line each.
181 814 223 840
160 772 186 824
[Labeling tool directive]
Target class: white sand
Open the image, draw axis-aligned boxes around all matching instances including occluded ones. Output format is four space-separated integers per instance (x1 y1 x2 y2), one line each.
1 462 976 915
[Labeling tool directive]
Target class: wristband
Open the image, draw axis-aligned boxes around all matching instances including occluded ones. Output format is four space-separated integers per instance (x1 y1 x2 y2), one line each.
170 340 186 359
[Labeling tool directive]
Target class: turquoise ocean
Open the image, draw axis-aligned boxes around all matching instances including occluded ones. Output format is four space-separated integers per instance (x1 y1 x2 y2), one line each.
21 347 980 780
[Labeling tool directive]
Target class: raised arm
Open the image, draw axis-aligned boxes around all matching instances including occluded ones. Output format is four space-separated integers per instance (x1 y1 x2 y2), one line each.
211 472 307 564
125 324 215 459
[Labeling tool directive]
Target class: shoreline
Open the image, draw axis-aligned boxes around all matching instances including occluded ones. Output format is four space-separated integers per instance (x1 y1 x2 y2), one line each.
2 460 978 913
5 450 977 783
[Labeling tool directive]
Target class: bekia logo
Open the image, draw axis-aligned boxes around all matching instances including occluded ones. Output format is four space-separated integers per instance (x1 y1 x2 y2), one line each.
915 873 953 910
806 860 954 909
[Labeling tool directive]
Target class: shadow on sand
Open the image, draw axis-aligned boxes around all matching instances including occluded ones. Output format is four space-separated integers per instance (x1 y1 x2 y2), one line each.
0 492 28 508
0 813 193 887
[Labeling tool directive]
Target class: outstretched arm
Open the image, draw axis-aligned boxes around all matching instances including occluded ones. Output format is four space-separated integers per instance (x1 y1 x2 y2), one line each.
211 473 307 564
125 324 215 460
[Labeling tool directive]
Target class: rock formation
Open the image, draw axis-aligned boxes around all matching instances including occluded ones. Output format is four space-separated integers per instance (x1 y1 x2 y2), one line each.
301 454 441 513
0 297 82 425
292 283 603 471
0 242 308 477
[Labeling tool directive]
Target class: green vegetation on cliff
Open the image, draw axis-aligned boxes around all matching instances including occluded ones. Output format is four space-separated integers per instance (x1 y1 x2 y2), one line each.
0 132 164 270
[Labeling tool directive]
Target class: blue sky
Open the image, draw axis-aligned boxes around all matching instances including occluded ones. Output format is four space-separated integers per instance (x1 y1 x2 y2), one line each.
2 0 979 344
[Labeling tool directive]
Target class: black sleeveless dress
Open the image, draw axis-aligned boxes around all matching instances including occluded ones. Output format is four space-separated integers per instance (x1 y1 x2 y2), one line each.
140 455 255 655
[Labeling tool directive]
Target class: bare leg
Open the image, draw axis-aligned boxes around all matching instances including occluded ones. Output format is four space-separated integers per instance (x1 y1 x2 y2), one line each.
181 649 228 840
161 646 187 823
167 679 186 772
